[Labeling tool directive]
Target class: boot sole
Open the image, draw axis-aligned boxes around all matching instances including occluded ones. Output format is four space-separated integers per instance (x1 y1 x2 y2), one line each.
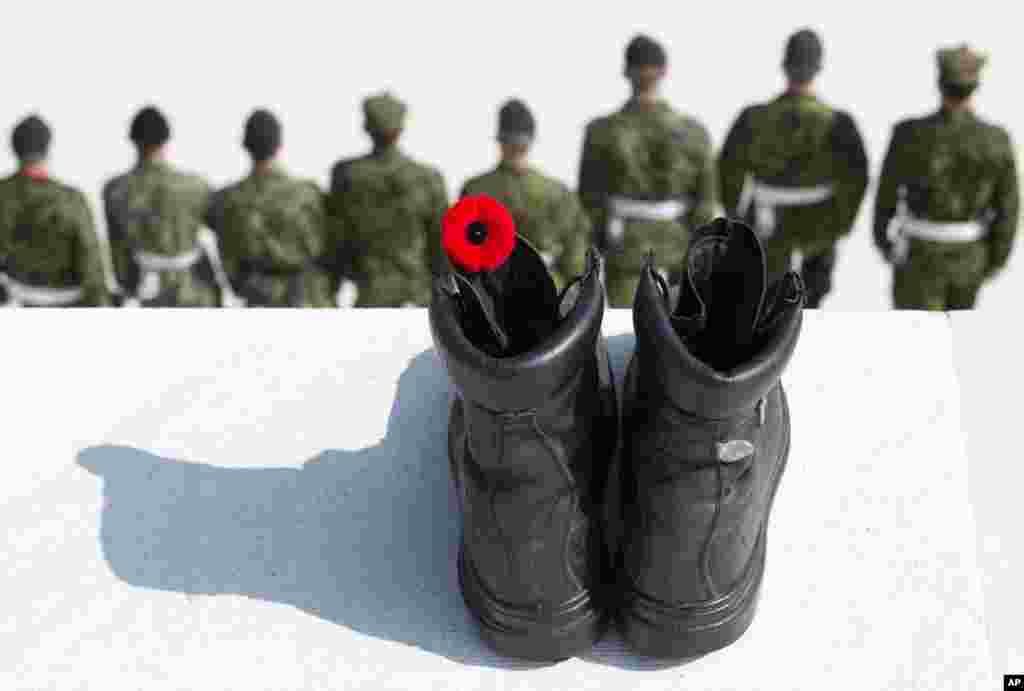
457 546 608 661
618 387 792 659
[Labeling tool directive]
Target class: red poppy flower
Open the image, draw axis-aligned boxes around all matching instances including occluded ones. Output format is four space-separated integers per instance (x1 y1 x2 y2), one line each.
442 195 516 273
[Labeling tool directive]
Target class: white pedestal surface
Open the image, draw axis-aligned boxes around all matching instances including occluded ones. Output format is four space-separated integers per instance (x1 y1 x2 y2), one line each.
0 310 996 689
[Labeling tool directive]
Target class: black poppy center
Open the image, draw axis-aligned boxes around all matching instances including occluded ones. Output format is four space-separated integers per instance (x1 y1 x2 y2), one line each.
466 220 489 245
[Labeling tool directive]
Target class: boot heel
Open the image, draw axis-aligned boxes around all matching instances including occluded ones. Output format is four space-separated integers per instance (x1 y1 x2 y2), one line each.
458 548 607 661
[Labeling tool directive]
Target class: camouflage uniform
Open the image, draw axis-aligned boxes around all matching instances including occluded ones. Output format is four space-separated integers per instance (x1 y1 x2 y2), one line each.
326 92 448 307
874 45 1019 310
578 100 716 307
0 116 109 307
577 36 716 307
718 30 868 308
206 166 333 307
104 160 221 307
460 99 589 293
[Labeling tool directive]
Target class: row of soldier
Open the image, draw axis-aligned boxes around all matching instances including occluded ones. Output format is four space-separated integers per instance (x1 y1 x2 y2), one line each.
0 30 1017 311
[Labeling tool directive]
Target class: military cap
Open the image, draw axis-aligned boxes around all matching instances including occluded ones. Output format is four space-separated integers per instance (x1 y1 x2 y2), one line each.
130 105 171 148
363 92 407 133
625 34 667 69
243 108 282 161
497 99 536 145
11 114 52 161
783 28 823 81
937 43 987 86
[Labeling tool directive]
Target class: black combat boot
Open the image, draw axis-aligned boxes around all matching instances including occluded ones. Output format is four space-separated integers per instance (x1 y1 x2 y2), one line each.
615 217 804 658
429 236 618 661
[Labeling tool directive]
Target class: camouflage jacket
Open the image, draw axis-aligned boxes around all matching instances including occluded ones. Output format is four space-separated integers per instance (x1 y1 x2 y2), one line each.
326 145 448 295
103 159 219 305
0 172 109 306
577 98 717 246
718 92 869 251
460 162 589 291
205 166 333 307
874 107 1019 275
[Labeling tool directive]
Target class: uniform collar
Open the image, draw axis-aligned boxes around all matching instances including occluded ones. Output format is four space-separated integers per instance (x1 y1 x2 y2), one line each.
937 105 975 123
371 143 404 162
777 89 819 103
496 159 530 175
621 97 666 113
136 157 170 172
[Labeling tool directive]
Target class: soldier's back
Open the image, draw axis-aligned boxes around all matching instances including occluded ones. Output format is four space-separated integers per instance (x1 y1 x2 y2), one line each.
104 162 209 251
0 174 95 296
335 148 447 306
741 94 840 186
584 101 712 200
210 168 331 307
891 110 1012 222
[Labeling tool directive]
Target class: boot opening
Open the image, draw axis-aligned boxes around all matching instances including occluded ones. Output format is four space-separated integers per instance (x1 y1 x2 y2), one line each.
452 238 563 357
671 219 801 372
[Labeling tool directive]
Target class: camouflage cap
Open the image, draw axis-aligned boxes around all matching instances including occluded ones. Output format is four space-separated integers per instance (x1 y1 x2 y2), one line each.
497 99 535 145
937 44 987 86
11 114 51 160
363 91 407 133
130 105 171 147
783 28 823 81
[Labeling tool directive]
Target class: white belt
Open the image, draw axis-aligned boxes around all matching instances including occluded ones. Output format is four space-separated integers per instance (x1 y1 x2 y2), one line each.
885 186 988 265
131 247 203 302
606 196 689 244
133 247 202 273
736 174 834 239
0 274 83 307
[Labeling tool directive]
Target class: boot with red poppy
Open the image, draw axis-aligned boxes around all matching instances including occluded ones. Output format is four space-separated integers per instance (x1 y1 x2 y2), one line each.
429 195 618 660
614 217 805 659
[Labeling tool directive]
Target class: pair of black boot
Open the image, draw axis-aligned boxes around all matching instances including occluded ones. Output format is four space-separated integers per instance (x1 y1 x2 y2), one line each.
429 216 805 662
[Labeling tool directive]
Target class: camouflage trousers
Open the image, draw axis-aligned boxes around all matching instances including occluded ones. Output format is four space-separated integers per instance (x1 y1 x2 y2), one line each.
354 271 430 308
763 239 837 310
602 219 691 308
891 240 988 310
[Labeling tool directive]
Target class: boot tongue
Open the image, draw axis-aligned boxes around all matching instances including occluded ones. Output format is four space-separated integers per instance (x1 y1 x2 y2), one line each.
672 219 767 371
453 237 561 357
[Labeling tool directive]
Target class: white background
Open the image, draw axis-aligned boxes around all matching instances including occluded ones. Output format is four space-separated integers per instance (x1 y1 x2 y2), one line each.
2 0 1020 312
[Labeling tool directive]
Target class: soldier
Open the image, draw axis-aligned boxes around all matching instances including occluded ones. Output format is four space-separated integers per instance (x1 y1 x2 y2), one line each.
577 34 717 307
326 91 448 308
0 115 109 307
459 99 589 293
205 109 334 307
874 44 1018 310
718 29 869 308
103 106 226 307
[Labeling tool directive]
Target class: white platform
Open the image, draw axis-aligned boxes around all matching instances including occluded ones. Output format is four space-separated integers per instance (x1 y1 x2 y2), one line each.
0 310 1011 689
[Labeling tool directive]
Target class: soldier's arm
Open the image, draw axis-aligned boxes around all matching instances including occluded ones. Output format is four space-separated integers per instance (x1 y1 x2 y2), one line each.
203 188 241 286
102 177 138 296
829 111 870 236
873 123 909 258
576 122 609 247
73 191 111 306
553 187 590 289
424 169 450 276
690 124 718 227
985 131 1019 278
321 161 350 287
718 107 753 216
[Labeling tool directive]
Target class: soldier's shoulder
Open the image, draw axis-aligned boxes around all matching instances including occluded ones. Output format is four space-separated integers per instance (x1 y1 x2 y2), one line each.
668 109 713 151
530 168 574 198
584 113 616 137
974 114 1014 146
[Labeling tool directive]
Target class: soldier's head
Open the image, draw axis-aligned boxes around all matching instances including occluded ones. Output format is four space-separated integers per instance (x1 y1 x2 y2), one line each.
243 109 282 164
363 91 406 148
937 43 986 105
11 114 52 167
130 105 171 159
624 34 667 94
497 99 535 162
783 28 823 87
